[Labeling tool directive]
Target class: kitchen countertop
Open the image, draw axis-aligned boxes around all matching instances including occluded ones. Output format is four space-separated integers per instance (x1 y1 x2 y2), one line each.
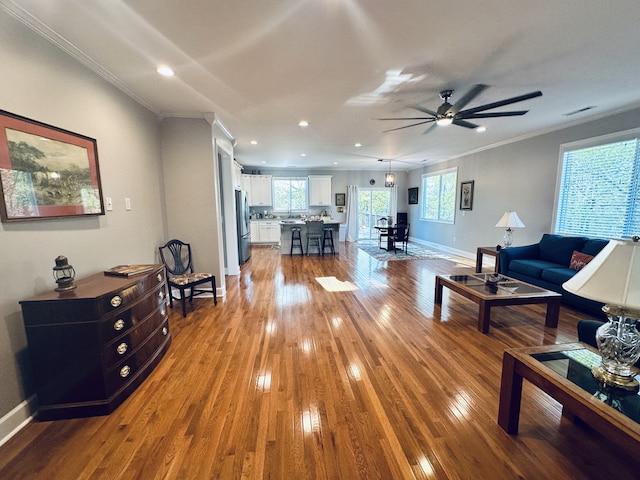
279 219 338 225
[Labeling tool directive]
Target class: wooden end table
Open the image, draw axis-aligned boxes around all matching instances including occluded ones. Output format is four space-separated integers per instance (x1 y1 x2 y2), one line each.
434 273 561 334
476 246 500 273
498 343 640 456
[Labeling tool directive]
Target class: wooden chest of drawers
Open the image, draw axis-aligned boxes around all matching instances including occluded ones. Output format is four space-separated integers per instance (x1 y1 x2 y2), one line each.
20 264 171 420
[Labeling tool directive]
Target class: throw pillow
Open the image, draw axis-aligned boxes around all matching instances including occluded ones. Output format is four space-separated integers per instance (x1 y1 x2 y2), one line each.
569 250 594 271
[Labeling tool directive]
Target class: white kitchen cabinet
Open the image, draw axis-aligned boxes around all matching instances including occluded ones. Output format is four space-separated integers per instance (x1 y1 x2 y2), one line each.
250 220 260 243
242 174 253 203
260 221 281 243
308 175 332 206
248 175 272 206
250 220 280 243
233 161 243 190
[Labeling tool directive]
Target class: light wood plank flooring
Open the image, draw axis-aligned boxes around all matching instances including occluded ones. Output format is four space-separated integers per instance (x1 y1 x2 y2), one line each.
1 242 638 479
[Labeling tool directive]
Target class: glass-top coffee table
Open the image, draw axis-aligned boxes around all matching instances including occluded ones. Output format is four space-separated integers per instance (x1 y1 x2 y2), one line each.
434 273 562 333
498 343 640 455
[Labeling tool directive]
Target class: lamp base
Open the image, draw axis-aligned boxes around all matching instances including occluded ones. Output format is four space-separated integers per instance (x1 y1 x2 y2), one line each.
592 365 639 392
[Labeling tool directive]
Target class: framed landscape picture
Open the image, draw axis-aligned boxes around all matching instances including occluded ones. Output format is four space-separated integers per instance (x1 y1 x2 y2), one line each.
335 193 346 206
0 110 104 222
460 180 474 210
408 187 418 205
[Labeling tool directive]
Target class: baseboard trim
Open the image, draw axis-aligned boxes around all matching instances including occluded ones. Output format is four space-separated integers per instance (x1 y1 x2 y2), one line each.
409 237 476 261
0 395 37 448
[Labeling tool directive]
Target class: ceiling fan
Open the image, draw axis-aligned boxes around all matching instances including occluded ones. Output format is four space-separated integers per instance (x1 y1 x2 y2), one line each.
377 84 542 134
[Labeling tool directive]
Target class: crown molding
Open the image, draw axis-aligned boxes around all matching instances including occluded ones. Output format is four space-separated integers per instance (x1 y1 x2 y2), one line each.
0 0 158 114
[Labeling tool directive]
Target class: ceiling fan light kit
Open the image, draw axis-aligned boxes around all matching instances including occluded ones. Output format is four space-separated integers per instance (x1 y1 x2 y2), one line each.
378 84 542 134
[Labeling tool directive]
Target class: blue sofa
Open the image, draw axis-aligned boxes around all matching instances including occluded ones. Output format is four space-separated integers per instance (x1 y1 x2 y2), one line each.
498 234 609 319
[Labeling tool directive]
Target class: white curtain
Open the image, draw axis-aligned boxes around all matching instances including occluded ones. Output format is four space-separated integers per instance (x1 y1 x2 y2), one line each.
389 185 398 224
345 185 358 242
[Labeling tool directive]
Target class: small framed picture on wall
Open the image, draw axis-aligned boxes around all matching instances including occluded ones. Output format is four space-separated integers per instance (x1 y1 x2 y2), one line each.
335 193 346 206
460 180 474 210
408 187 418 205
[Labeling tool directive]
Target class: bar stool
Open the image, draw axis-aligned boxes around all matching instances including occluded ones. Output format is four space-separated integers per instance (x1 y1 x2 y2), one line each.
322 227 335 255
290 227 304 255
305 221 323 256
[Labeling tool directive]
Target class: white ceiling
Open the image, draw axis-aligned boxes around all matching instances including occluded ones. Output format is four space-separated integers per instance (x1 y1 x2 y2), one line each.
3 0 640 172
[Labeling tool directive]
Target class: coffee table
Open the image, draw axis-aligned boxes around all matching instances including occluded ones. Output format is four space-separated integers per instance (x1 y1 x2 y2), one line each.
434 273 561 333
498 343 640 455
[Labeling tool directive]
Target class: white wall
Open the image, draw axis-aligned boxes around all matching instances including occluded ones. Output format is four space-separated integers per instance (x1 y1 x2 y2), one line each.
0 14 166 425
408 108 640 254
159 117 225 293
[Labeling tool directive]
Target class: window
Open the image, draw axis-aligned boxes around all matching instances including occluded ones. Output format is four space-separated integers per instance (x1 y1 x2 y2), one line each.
555 130 640 239
421 168 457 223
272 177 308 213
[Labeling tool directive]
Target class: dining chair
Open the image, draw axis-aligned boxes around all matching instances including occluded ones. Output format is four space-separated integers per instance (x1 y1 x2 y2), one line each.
391 223 410 254
377 217 389 248
158 239 217 317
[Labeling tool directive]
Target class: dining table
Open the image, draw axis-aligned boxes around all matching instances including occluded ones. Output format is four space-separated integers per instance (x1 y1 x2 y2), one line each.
374 225 397 251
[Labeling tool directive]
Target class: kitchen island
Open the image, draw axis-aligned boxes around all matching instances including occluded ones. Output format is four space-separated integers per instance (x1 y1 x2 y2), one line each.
279 220 340 255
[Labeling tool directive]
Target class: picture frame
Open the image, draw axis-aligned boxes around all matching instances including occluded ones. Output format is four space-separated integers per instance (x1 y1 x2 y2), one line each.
335 193 346 206
408 187 418 205
0 110 104 222
460 180 474 210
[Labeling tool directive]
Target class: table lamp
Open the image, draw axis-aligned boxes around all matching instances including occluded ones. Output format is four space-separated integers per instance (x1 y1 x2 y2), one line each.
563 237 640 391
495 211 525 248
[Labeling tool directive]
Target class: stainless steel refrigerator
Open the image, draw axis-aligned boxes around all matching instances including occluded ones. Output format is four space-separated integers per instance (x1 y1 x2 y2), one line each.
235 190 251 264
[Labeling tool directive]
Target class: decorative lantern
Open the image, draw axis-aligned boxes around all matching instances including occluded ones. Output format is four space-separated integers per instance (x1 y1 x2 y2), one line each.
53 255 76 292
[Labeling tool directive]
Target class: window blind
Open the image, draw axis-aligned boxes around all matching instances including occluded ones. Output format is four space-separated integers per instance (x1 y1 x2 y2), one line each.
555 137 640 239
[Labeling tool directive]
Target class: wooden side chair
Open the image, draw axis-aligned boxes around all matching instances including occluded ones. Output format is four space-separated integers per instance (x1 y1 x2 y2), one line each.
391 224 410 254
159 239 217 317
377 217 389 248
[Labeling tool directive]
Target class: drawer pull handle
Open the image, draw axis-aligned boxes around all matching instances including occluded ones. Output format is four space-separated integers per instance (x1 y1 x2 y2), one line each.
120 365 131 378
113 319 125 331
157 273 163 282
162 326 168 336
117 343 128 355
110 295 122 308
159 291 165 300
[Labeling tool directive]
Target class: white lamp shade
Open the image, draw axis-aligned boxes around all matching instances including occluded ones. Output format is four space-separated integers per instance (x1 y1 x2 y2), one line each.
562 239 640 310
495 211 525 228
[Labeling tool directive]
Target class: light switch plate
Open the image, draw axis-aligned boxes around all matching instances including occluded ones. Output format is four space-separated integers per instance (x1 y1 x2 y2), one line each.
125 197 131 211
106 197 113 211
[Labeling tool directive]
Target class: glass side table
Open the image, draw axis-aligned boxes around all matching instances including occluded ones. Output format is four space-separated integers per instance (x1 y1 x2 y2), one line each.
498 343 640 456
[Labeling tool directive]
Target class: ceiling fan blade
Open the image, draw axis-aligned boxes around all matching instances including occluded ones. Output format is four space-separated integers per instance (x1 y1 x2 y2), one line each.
449 84 487 115
452 119 479 129
408 104 439 117
376 116 434 121
461 111 528 119
384 120 434 132
459 91 542 116
423 123 438 135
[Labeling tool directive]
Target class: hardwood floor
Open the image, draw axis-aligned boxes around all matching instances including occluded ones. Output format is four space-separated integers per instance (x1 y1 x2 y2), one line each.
1 242 638 479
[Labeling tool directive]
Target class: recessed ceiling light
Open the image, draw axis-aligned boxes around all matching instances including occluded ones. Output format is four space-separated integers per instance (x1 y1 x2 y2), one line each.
156 65 175 77
301 153 307 157
333 162 339 165
476 126 487 132
261 161 267 164
298 120 309 127
250 140 258 145
354 143 362 147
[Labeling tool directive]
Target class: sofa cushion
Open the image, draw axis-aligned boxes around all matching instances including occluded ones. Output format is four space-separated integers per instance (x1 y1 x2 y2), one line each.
541 267 576 285
569 250 594 271
538 234 586 266
509 259 561 279
582 238 609 256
